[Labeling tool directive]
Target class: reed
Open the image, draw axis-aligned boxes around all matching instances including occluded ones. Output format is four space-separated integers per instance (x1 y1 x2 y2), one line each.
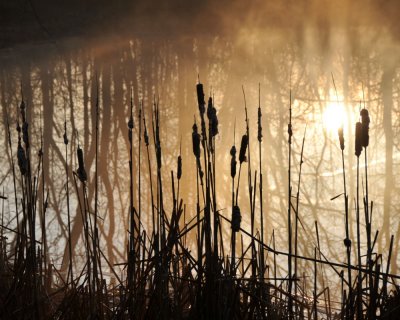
0 79 399 320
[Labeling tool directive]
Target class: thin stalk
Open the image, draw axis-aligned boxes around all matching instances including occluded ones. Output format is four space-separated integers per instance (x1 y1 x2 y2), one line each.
64 109 73 287
294 124 306 303
356 156 362 320
288 90 293 319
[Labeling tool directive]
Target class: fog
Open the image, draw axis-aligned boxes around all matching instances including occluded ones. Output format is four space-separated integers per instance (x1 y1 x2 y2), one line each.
1 0 400 310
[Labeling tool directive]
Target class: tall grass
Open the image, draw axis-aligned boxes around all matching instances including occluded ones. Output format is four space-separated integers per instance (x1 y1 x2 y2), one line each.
0 80 399 320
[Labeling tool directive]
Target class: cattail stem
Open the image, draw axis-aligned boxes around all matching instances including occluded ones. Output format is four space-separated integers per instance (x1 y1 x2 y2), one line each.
356 156 362 320
64 117 73 287
341 148 353 319
287 90 293 319
294 125 306 302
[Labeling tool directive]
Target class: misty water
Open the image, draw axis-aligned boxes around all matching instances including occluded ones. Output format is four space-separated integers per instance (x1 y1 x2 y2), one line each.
1 1 400 312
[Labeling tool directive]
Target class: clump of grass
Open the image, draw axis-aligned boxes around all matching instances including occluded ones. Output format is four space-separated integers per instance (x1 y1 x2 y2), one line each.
0 80 399 320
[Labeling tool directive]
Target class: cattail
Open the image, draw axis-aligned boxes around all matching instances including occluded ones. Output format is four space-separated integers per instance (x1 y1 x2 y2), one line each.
207 97 219 137
63 132 68 145
22 122 29 148
196 83 205 116
192 123 201 159
230 146 237 178
177 155 182 180
63 123 69 146
360 108 370 148
355 122 362 157
231 205 241 232
288 122 293 144
17 141 27 175
239 134 248 164
144 123 149 146
338 126 345 150
77 147 87 182
19 99 26 123
257 106 262 142
156 144 162 169
199 167 204 179
128 114 133 143
128 116 134 130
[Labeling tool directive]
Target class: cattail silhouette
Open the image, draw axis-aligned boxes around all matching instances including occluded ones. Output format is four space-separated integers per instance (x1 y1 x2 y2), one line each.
22 122 29 148
360 108 370 148
288 122 293 144
231 205 241 232
207 97 218 137
196 83 205 116
144 121 149 146
17 141 27 175
257 106 262 142
77 146 87 182
338 126 345 150
192 123 203 179
230 146 237 178
239 134 248 163
355 121 362 157
177 155 182 180
192 123 201 159
63 126 69 146
128 114 134 143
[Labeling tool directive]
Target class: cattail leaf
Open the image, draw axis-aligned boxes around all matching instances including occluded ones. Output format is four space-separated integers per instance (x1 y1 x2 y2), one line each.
330 193 344 201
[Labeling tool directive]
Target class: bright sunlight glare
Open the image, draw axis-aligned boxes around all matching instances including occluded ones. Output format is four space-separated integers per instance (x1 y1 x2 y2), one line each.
323 101 346 134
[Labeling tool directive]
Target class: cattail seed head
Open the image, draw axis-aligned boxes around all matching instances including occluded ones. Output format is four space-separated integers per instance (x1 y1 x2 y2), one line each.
22 122 29 148
19 99 25 112
287 123 293 143
20 100 26 123
156 145 162 169
63 131 69 145
144 127 149 146
17 142 27 175
177 155 182 180
338 126 344 150
192 123 201 159
128 116 134 130
207 97 219 137
63 121 68 144
230 146 237 178
257 107 262 142
77 147 87 182
239 134 248 164
230 145 236 157
355 122 362 157
231 205 241 232
360 108 370 148
199 168 204 179
196 83 205 115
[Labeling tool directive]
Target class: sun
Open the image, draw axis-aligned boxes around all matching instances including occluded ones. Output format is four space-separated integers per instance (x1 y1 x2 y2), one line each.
323 101 346 134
